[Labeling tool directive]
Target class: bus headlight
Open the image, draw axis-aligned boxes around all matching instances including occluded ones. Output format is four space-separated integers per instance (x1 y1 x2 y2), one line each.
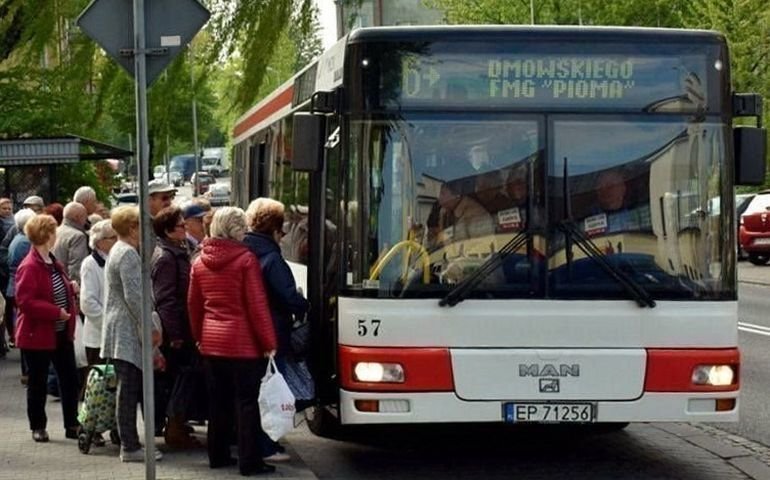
691 365 735 386
353 362 405 383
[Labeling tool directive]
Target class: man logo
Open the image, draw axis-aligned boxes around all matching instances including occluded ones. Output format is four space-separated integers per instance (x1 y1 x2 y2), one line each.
539 378 560 393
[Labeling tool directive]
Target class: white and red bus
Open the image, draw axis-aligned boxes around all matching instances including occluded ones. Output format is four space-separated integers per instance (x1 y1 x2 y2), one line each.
232 26 766 435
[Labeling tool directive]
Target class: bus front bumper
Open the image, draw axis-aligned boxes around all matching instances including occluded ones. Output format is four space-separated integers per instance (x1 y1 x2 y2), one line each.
339 389 739 424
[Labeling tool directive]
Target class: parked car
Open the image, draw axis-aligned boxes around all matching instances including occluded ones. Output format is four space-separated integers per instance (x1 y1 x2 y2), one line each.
739 190 770 265
190 171 216 195
153 165 183 186
205 183 231 206
736 193 756 260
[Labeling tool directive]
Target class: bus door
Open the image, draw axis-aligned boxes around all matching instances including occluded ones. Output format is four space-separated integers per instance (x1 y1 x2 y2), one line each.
307 114 342 405
249 140 270 198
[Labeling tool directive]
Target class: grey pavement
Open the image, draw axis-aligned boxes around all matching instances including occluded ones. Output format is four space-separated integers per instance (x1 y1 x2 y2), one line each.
738 262 770 286
0 349 317 480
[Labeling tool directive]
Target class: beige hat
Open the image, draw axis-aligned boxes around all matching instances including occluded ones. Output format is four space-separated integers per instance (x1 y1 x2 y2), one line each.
22 195 44 208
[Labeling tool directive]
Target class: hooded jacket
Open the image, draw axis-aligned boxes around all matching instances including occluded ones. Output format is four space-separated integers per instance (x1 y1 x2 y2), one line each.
243 232 309 356
14 248 78 350
188 238 276 359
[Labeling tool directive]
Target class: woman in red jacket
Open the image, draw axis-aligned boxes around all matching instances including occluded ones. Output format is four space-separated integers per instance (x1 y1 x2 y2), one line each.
188 206 277 476
15 214 80 443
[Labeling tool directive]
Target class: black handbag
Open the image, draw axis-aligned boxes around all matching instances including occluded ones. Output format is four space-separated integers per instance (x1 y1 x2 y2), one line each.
290 314 310 359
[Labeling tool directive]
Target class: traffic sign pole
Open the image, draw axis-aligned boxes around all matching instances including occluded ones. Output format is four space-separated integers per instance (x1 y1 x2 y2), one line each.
132 0 156 477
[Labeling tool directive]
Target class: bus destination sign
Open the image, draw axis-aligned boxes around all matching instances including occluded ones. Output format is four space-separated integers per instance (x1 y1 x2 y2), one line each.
395 53 708 110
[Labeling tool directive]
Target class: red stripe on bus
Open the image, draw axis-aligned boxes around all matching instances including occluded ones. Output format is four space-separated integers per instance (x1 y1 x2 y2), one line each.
644 348 740 392
233 86 294 138
339 345 455 392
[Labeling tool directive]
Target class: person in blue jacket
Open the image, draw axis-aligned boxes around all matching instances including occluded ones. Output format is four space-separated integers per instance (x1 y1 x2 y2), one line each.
243 197 310 462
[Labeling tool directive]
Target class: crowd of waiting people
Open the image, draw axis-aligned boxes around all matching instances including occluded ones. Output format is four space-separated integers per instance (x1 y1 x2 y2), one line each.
0 181 309 476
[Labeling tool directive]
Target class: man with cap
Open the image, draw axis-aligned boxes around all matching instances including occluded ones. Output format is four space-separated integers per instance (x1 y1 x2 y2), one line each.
148 180 177 218
181 202 208 249
22 195 45 214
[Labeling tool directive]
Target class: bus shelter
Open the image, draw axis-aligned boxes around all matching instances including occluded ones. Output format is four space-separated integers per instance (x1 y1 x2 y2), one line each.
0 135 132 209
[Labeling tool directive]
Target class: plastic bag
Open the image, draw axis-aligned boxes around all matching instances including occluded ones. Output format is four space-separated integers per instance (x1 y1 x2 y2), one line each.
73 317 88 368
258 356 295 441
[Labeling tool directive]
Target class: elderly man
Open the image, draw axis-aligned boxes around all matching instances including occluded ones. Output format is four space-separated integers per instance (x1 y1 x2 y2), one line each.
148 180 177 217
181 202 208 249
73 186 98 215
52 202 90 284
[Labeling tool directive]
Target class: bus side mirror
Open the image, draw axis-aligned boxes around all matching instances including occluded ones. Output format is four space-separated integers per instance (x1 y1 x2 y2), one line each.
292 113 326 172
734 126 766 186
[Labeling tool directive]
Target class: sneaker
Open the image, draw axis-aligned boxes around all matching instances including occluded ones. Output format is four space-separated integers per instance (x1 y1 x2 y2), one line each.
120 447 163 462
32 429 49 442
263 451 290 462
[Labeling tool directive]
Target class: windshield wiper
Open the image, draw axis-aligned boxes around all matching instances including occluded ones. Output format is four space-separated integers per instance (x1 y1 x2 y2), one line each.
558 221 655 308
438 231 528 307
560 156 654 309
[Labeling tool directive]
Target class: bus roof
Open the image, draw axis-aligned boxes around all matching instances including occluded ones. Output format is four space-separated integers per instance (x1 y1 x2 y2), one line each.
347 25 726 44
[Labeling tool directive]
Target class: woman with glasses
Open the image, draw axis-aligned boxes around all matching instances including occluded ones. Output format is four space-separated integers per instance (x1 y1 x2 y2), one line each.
244 198 310 462
78 219 117 447
150 206 199 448
79 219 117 366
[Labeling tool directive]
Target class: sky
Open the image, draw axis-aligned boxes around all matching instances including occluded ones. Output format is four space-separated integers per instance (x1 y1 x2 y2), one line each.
315 0 338 49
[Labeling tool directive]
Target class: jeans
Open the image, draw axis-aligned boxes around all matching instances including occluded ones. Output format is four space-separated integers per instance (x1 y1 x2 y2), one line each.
23 332 79 432
204 356 269 470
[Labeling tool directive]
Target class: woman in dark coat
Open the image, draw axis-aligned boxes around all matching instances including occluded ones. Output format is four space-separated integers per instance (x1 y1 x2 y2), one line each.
244 197 310 461
15 214 80 443
151 206 198 447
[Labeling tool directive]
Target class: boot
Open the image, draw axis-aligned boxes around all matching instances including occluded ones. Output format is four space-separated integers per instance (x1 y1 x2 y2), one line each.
164 416 201 448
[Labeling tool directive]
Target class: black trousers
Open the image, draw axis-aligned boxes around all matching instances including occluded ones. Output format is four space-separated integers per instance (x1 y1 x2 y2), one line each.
204 356 268 470
23 332 80 432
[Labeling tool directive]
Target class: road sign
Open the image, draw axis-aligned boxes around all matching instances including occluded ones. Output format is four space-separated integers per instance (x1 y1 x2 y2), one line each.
77 0 210 86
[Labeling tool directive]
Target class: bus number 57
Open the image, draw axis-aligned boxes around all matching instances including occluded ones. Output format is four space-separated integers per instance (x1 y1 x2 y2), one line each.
358 319 382 337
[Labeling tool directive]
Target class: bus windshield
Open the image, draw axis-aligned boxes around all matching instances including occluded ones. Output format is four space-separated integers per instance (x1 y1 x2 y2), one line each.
345 113 732 301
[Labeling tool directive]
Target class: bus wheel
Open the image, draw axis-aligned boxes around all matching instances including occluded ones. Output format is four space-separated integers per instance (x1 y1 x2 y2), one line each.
305 405 341 438
749 253 770 265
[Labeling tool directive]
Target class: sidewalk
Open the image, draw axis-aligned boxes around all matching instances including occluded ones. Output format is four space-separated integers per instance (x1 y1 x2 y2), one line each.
0 349 316 480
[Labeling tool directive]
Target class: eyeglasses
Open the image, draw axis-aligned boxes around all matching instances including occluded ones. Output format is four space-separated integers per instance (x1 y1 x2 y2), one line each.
160 194 175 202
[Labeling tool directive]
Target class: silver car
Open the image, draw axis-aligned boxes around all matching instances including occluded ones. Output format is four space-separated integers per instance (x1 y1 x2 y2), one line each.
205 183 230 206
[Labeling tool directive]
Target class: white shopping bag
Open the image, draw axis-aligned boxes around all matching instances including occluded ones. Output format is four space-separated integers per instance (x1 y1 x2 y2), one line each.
73 318 88 368
258 356 296 441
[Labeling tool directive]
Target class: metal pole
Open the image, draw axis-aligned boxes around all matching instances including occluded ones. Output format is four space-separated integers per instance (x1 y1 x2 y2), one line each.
165 133 170 185
530 0 535 25
132 0 156 477
191 51 200 197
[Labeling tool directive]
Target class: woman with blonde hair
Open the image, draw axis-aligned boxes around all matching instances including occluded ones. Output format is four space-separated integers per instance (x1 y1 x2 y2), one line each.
188 206 277 475
15 214 80 442
100 206 162 463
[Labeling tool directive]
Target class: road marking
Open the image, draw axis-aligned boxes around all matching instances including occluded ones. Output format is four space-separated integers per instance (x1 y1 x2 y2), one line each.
738 322 770 337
